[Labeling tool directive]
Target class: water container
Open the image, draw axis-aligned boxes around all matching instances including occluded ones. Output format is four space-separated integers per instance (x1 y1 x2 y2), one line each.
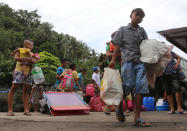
156 99 169 111
143 97 155 111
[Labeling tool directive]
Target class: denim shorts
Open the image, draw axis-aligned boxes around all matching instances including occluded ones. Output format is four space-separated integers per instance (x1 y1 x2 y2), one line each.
12 71 32 85
121 62 149 96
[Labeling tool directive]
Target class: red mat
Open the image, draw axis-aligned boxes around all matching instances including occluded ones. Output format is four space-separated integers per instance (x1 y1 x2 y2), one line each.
44 92 90 116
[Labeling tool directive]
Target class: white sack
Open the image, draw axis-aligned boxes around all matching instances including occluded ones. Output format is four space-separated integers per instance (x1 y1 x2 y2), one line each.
140 39 169 63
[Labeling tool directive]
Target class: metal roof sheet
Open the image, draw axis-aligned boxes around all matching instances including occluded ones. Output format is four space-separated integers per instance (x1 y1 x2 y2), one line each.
158 27 187 53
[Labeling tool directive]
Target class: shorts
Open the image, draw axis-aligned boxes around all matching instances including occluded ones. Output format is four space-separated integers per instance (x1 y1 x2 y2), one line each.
121 62 149 96
12 71 32 85
162 74 181 95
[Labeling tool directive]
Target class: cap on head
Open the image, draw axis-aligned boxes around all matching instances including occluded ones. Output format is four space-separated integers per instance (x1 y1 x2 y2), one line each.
93 67 99 72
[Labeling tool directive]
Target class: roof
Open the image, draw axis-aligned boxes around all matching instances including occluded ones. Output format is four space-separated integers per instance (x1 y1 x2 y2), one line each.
158 27 187 53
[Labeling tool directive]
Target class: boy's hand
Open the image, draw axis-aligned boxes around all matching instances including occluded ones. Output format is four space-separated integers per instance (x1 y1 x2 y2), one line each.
174 64 179 70
31 58 37 63
109 60 115 69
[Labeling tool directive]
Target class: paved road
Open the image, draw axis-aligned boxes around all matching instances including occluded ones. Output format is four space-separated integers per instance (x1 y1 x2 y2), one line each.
0 111 186 131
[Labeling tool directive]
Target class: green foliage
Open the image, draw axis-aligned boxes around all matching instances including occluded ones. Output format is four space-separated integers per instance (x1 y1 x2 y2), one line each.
0 3 100 86
37 51 61 83
0 52 14 84
37 42 57 56
76 57 99 86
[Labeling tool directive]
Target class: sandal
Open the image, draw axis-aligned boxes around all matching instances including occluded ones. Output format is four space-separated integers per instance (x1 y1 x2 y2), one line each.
103 105 111 115
115 108 125 122
176 110 187 114
23 112 31 116
7 112 15 116
135 118 151 127
168 110 175 114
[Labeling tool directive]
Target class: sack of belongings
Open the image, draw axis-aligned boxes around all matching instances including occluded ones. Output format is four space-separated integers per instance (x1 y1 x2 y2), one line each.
140 39 173 88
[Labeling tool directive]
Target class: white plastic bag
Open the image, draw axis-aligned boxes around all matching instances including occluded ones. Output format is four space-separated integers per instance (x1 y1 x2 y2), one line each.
31 64 45 84
140 39 168 63
100 68 123 106
140 39 173 88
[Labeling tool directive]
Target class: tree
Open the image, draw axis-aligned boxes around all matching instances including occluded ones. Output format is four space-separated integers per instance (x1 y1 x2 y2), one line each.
33 22 53 46
0 3 101 86
0 51 14 85
37 42 57 56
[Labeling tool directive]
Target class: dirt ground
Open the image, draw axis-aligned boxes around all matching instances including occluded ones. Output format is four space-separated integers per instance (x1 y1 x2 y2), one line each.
0 111 187 131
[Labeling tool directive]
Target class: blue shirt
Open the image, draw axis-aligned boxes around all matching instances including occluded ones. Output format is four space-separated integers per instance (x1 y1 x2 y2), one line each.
55 67 65 87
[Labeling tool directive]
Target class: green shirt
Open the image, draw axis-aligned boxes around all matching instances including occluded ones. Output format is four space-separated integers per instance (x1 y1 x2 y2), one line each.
106 44 121 71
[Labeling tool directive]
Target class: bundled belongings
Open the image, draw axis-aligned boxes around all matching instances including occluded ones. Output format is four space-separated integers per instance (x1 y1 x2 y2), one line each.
140 39 173 88
89 95 105 112
100 68 123 106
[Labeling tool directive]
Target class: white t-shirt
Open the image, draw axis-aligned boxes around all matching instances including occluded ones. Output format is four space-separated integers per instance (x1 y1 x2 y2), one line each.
92 72 101 87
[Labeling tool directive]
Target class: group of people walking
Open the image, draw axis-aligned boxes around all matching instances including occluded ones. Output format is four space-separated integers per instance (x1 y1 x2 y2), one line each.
7 7 186 128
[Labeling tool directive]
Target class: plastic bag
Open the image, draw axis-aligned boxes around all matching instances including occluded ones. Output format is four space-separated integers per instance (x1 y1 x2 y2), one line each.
100 67 123 106
31 64 45 84
140 39 173 88
140 39 169 63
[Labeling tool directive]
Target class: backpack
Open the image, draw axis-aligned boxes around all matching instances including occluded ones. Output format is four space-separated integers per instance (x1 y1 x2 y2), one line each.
90 95 105 112
85 84 95 97
58 70 74 92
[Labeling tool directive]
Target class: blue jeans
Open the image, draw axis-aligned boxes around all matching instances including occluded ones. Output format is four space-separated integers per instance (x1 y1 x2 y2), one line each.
121 62 149 96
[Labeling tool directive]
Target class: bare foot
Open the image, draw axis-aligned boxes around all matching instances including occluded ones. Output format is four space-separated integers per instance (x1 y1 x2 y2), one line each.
23 112 31 116
7 112 15 116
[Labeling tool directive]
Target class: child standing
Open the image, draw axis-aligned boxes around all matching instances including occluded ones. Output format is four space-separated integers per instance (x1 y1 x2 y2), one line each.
92 67 101 94
12 40 34 79
109 8 151 127
29 84 43 112
8 40 36 116
162 52 185 114
55 59 68 91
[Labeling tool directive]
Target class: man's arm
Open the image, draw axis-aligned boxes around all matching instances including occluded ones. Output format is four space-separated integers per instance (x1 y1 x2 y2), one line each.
106 50 113 58
14 51 36 63
56 74 60 79
173 53 181 70
109 45 120 68
73 72 81 90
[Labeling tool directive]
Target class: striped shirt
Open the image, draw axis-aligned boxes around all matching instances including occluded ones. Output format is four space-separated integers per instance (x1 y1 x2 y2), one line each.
163 52 177 75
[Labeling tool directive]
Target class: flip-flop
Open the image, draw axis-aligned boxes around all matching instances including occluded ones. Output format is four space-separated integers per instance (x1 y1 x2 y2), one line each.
176 111 187 114
168 110 175 114
7 112 15 116
103 106 111 115
115 108 126 122
135 118 151 127
23 112 31 116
